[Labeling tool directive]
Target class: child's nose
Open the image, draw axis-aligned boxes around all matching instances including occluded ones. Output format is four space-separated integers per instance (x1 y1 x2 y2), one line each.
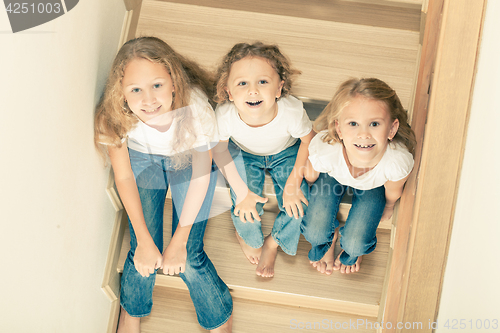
143 89 156 104
357 127 371 138
248 83 259 95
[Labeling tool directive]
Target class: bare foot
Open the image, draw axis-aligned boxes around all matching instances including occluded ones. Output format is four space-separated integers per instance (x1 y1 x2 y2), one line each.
333 250 362 274
117 307 140 333
235 231 261 265
310 228 338 275
211 315 233 333
256 235 279 278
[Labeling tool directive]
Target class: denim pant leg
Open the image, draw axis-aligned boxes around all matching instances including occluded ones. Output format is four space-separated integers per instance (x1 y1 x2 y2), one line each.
268 142 309 255
301 173 342 262
227 140 266 249
339 185 386 266
169 164 233 329
121 149 167 317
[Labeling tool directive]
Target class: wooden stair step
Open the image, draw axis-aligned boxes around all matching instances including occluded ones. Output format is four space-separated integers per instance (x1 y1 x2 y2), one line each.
136 0 420 107
117 199 391 318
213 172 393 229
141 286 378 332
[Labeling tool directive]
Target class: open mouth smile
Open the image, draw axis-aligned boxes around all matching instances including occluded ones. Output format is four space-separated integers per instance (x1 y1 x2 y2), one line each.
354 144 375 149
246 100 263 107
142 105 161 113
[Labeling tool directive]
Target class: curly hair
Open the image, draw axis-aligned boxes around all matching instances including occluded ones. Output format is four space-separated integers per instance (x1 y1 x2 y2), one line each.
94 36 215 168
214 42 300 103
314 78 416 156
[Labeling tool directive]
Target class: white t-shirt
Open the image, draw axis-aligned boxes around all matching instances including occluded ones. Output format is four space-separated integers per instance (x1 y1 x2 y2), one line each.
215 95 312 156
308 130 414 190
127 89 218 156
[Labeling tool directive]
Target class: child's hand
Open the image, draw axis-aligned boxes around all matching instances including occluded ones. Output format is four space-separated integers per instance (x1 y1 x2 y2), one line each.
234 191 268 223
283 180 308 219
134 240 163 278
161 241 187 276
381 205 395 221
283 176 309 219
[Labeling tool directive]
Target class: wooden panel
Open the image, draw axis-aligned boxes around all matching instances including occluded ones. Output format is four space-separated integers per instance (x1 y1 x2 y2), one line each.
156 0 422 31
120 0 143 45
101 210 128 301
399 0 485 330
123 0 141 11
143 286 378 332
106 300 121 333
136 1 420 108
380 0 444 330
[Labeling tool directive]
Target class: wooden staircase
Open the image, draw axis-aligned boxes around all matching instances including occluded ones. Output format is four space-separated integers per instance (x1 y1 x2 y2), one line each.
117 178 392 332
102 0 425 331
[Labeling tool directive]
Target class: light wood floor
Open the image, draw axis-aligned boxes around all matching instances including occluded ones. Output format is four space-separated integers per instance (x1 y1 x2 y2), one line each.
135 0 420 109
117 195 391 318
141 287 378 332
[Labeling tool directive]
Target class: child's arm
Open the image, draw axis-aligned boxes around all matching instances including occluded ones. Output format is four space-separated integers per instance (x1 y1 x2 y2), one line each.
382 174 410 221
212 140 268 223
304 158 320 184
283 130 316 219
108 144 163 278
161 149 211 276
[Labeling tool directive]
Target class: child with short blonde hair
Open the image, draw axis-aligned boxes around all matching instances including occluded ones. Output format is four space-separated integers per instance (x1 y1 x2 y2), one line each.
213 42 314 278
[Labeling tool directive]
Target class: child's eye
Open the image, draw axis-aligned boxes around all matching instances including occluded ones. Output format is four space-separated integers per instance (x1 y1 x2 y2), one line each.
348 121 358 126
131 88 141 93
237 81 247 86
259 80 268 84
370 122 380 127
153 83 162 89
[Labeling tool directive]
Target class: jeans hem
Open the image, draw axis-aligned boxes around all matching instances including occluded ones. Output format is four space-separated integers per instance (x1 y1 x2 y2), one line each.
272 232 297 256
200 305 233 330
338 246 377 266
307 242 333 262
235 228 264 249
120 302 151 318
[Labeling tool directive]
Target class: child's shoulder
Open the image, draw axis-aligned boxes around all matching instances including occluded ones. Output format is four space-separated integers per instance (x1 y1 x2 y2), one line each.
386 142 414 162
310 131 342 154
214 100 236 118
308 131 343 173
382 142 414 180
278 95 304 113
190 87 211 106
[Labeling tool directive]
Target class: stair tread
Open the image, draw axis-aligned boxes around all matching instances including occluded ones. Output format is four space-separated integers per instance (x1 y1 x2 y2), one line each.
142 286 378 332
117 199 390 316
137 0 420 105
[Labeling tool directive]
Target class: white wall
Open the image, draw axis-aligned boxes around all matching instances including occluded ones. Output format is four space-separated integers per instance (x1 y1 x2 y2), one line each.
0 1 125 332
437 1 500 332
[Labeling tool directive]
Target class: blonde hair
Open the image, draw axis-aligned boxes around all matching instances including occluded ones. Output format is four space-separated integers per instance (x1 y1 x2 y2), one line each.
314 78 416 156
214 42 300 103
94 36 215 168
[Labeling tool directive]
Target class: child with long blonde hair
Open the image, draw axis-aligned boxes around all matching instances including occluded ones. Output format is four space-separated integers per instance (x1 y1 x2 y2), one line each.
302 78 416 274
212 42 314 278
94 36 232 332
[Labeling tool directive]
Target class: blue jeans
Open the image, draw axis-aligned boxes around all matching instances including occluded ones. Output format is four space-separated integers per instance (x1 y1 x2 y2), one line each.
120 149 233 330
301 173 386 266
227 140 308 255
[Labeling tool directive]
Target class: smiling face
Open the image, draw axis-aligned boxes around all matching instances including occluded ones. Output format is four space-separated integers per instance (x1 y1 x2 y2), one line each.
225 56 284 126
122 58 175 123
335 96 399 169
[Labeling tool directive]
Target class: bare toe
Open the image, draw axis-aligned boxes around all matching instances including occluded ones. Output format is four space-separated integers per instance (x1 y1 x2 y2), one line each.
235 231 261 265
256 236 278 278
